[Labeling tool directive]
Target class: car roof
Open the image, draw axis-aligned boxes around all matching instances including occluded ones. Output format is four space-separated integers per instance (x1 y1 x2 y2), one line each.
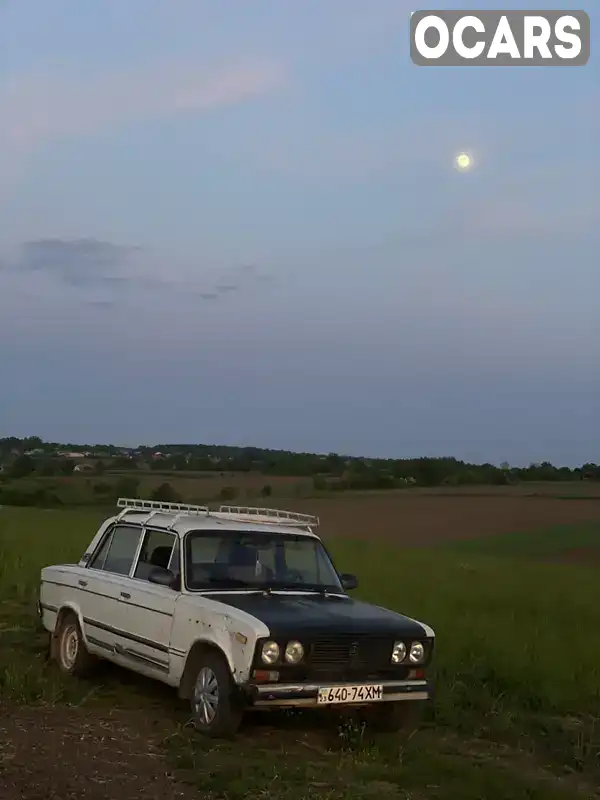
108 499 321 539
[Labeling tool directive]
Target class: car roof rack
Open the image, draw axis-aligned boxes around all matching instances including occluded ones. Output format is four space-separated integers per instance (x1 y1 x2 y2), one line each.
116 497 209 523
115 498 319 532
217 505 319 530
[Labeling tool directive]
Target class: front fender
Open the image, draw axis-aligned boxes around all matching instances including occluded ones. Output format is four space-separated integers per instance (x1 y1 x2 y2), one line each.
181 629 253 684
48 602 89 661
54 602 87 640
172 596 265 684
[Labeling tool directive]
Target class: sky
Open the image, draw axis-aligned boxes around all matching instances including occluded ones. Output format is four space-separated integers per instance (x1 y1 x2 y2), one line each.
0 0 598 466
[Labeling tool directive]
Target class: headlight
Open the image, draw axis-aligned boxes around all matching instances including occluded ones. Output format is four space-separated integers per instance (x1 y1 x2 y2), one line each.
391 641 407 664
409 641 425 663
261 641 280 664
284 640 304 664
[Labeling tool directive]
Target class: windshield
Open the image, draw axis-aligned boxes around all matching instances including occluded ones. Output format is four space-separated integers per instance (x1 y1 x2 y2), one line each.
184 529 343 593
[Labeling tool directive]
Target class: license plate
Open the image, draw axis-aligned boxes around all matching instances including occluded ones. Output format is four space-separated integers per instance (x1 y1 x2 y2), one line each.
317 684 383 705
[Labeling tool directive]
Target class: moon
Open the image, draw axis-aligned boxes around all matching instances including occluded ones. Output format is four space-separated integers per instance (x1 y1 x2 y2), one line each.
455 152 473 171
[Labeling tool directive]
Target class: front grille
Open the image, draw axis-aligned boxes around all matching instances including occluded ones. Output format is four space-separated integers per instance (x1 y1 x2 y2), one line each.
304 634 402 681
310 635 392 669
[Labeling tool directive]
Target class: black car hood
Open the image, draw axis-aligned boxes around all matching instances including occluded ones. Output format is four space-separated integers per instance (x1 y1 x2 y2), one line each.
210 592 429 638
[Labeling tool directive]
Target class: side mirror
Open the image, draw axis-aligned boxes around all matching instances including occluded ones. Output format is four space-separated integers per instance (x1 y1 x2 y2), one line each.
340 573 358 591
148 567 177 588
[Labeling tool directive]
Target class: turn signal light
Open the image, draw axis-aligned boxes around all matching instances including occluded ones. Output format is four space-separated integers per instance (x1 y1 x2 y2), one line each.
253 669 279 682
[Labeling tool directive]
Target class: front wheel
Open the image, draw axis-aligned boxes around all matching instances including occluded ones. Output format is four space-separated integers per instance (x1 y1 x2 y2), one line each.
190 653 243 738
361 700 424 734
54 612 97 677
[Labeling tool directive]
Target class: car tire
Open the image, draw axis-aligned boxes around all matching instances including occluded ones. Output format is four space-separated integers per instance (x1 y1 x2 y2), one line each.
189 652 243 738
361 700 424 734
55 612 97 677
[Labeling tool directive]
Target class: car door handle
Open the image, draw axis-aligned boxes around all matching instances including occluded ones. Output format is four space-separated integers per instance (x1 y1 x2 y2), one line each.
78 580 88 587
120 591 131 600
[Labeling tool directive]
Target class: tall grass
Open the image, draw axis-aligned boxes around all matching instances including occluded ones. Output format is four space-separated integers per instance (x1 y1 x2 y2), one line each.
330 534 600 777
332 536 600 715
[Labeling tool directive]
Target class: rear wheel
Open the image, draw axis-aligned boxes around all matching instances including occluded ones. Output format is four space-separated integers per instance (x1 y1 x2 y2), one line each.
190 652 243 738
54 612 97 677
361 700 424 733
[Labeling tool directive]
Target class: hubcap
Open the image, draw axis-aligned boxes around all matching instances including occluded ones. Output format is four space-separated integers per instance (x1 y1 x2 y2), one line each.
60 624 79 669
192 667 220 726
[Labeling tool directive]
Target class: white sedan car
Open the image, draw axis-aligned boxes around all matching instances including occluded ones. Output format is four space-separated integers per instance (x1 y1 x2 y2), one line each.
39 498 435 738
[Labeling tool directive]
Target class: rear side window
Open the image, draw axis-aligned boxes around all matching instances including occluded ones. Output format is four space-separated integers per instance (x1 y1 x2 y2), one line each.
89 525 141 576
134 529 178 580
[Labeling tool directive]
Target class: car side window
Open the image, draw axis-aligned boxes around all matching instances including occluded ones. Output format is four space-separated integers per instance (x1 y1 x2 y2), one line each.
88 528 114 571
134 529 178 581
89 524 141 576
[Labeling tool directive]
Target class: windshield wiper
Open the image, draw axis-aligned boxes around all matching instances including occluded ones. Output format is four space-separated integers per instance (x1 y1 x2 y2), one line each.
204 578 254 589
262 583 334 595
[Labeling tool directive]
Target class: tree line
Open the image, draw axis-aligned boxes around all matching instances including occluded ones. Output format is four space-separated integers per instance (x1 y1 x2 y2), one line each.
1 436 599 489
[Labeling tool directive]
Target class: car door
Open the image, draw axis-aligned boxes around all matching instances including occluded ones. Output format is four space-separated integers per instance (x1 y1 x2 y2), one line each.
113 527 180 677
83 523 144 655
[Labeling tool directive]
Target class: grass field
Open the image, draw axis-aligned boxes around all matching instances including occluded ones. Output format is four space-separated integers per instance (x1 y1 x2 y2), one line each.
1 498 600 799
6 471 600 510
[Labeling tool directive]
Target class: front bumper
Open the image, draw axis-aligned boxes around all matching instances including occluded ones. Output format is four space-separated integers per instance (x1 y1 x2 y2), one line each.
248 679 432 708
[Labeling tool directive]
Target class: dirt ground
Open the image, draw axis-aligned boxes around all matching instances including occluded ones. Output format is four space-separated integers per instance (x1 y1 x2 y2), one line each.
545 546 600 564
283 494 600 545
0 707 195 800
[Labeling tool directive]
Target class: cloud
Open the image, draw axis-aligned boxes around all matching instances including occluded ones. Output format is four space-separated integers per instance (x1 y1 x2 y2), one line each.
15 238 138 288
0 58 285 192
1 238 277 312
87 300 116 309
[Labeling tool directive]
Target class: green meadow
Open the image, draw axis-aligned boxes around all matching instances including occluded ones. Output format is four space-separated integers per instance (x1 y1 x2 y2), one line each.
1 505 599 799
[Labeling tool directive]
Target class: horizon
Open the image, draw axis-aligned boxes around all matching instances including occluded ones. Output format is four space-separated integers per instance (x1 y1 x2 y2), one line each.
2 434 595 471
1 1 598 467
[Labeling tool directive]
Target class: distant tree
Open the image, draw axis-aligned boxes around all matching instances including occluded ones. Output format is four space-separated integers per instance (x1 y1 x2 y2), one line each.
114 476 140 498
312 476 327 492
22 436 43 451
581 463 600 481
58 459 75 476
413 458 446 487
9 454 36 479
112 457 137 470
325 453 345 475
39 460 58 477
151 482 181 502
0 485 61 508
93 482 112 495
